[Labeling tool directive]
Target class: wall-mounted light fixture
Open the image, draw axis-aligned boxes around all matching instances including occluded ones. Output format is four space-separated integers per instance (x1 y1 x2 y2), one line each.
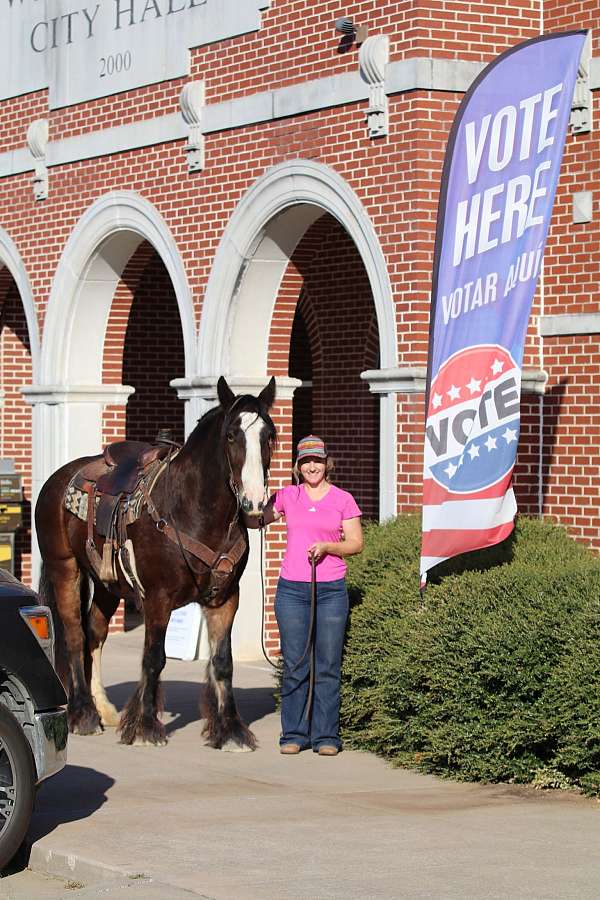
334 17 367 44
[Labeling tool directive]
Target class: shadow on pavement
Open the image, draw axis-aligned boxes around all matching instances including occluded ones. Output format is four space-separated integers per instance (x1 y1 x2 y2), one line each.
106 681 276 736
27 763 115 843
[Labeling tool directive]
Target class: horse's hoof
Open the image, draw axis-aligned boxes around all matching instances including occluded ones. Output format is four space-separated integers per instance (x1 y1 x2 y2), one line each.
71 721 103 736
131 736 168 747
118 720 168 747
68 707 103 736
220 739 254 753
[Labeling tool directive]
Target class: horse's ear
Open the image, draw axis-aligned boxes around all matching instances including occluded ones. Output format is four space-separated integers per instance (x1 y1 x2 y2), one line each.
217 376 236 410
258 376 276 410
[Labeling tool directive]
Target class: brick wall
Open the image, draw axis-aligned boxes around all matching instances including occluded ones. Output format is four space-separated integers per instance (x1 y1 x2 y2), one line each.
537 1 600 548
540 335 600 546
0 2 539 158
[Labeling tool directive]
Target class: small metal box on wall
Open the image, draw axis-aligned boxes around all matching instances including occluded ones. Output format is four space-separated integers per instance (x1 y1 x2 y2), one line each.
0 460 23 574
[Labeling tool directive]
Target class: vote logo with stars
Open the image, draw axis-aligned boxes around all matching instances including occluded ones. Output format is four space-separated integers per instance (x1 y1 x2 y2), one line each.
425 344 521 493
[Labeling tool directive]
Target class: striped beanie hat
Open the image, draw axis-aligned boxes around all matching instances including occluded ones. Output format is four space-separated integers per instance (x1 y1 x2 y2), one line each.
296 435 327 461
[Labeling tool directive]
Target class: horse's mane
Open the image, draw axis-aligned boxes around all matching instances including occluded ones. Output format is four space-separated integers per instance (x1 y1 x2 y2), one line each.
189 395 277 446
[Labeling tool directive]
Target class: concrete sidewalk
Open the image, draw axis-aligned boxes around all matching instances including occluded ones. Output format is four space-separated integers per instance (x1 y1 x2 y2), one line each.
23 626 600 899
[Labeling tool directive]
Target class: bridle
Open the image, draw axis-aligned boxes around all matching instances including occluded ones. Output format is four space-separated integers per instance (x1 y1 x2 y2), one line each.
224 401 272 515
141 404 274 607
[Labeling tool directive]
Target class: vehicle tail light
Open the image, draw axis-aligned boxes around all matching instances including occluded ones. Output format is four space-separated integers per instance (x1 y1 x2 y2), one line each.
20 606 55 667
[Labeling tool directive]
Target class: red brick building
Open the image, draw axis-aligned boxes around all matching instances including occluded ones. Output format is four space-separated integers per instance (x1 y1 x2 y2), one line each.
0 1 598 656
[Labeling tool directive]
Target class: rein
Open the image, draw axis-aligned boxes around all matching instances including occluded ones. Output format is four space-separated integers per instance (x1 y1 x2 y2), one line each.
144 405 270 606
259 525 278 669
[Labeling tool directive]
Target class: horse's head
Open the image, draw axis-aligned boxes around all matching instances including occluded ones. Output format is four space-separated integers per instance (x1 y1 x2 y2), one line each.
217 376 277 517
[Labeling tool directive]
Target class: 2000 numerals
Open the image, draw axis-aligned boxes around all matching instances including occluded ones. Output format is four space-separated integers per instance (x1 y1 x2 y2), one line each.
100 52 132 78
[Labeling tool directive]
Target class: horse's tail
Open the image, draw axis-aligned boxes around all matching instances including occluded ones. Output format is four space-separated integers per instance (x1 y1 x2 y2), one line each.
38 563 91 689
37 563 65 685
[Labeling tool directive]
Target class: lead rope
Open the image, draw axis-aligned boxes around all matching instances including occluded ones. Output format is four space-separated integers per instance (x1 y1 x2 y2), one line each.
259 524 278 669
260 527 317 721
303 555 317 722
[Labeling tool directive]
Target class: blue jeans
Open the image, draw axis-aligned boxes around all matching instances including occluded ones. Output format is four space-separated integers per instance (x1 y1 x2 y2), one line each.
275 577 349 751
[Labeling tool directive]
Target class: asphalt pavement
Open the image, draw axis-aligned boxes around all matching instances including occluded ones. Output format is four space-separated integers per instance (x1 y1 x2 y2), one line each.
3 625 600 899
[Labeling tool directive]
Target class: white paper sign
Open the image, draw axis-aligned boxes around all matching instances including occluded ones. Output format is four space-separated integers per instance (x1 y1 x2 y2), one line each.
165 602 202 661
2 0 270 109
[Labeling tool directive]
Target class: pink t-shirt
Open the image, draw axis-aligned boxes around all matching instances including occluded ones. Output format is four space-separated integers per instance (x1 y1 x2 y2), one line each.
273 484 362 582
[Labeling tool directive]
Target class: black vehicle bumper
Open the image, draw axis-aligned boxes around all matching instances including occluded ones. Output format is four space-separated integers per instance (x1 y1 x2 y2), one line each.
32 709 68 782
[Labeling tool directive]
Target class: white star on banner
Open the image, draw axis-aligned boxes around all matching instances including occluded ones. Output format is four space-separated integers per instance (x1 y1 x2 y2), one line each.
467 443 480 460
491 359 504 375
444 461 457 478
466 377 481 395
447 384 461 401
485 435 497 451
502 427 517 444
432 393 443 409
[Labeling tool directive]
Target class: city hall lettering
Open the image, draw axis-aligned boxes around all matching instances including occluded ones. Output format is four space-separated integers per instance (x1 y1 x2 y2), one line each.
27 1 207 53
2 0 269 108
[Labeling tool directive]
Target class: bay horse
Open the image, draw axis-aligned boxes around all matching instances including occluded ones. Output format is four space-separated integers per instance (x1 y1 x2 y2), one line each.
35 376 276 749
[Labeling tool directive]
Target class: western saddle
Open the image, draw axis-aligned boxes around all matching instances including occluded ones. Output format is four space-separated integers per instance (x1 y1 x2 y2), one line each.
66 432 247 606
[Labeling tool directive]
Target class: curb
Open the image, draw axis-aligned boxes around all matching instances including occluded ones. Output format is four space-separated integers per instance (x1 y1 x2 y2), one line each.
28 842 205 897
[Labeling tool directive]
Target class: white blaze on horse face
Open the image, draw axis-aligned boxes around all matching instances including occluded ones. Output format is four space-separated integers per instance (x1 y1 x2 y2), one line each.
239 412 266 514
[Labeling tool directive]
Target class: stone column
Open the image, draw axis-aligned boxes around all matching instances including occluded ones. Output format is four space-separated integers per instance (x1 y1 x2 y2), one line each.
360 367 426 520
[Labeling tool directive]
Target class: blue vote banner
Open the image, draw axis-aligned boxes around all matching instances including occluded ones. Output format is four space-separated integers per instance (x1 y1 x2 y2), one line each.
420 31 587 586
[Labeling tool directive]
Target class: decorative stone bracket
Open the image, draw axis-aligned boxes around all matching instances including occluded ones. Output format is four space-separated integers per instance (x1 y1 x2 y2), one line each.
361 367 426 394
170 375 301 436
20 383 135 406
359 35 390 139
26 119 49 201
361 366 548 396
180 81 205 173
571 32 592 134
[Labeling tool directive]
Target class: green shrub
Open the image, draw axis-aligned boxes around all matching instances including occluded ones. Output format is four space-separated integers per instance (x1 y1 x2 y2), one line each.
341 515 600 794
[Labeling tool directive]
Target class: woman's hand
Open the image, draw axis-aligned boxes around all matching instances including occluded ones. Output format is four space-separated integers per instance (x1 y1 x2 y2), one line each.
307 542 330 561
307 520 363 562
242 495 281 528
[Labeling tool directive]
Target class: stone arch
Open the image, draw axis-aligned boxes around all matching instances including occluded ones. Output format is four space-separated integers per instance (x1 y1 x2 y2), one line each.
41 191 195 386
198 159 396 378
27 194 196 577
198 160 396 520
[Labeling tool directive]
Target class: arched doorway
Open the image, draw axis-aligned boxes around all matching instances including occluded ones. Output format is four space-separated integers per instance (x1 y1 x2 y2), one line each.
285 213 380 519
29 192 195 586
198 161 396 658
101 240 186 629
102 241 186 448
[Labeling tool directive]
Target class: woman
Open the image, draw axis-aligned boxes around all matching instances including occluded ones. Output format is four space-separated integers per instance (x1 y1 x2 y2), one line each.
263 435 363 756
